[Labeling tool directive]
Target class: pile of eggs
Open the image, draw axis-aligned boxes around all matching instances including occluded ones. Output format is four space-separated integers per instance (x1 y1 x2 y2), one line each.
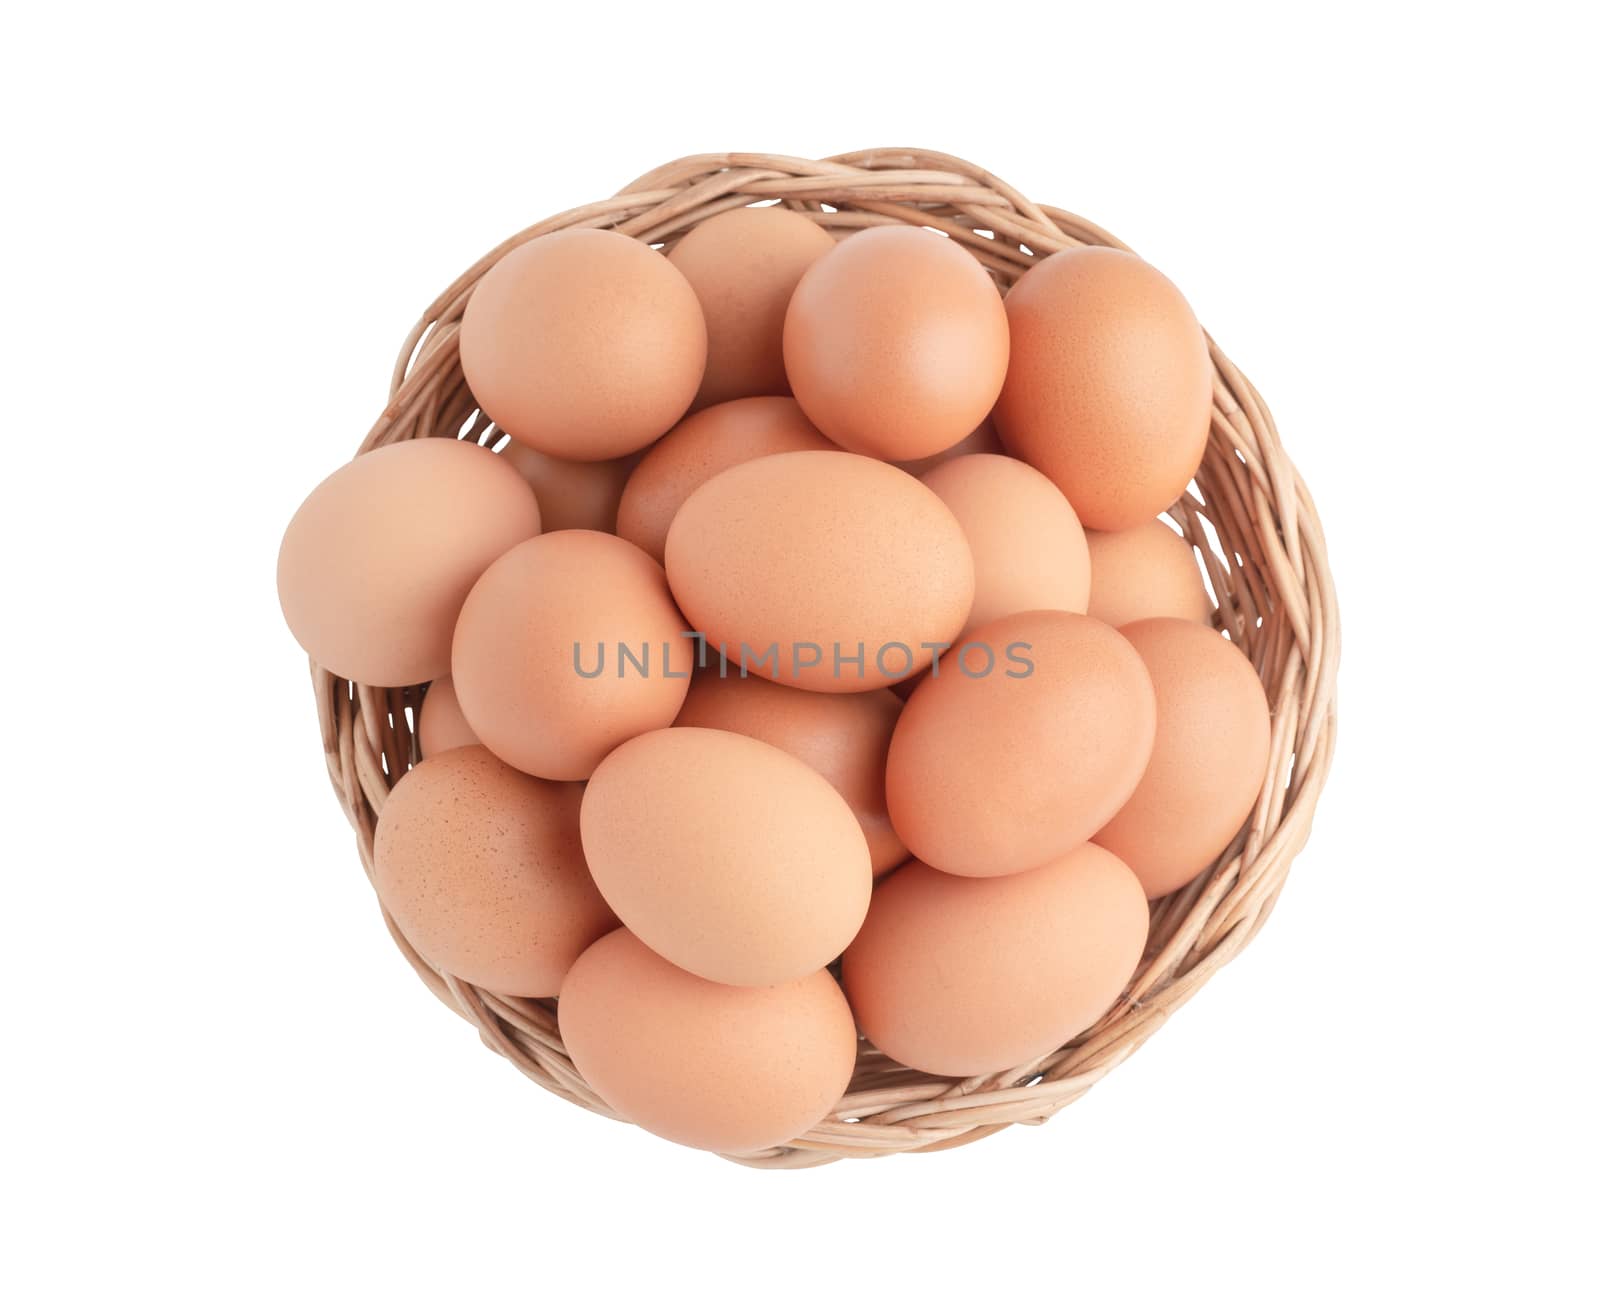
279 206 1271 1155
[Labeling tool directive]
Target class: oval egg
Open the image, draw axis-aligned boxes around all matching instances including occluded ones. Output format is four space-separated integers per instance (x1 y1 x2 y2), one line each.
559 928 858 1154
665 450 974 691
842 845 1149 1076
580 727 871 986
373 746 618 997
886 610 1156 877
451 530 693 781
783 226 1009 461
920 453 1090 637
616 396 836 562
277 438 540 687
673 675 907 875
1096 618 1272 898
459 229 706 460
1086 520 1214 629
667 206 835 409
994 246 1212 530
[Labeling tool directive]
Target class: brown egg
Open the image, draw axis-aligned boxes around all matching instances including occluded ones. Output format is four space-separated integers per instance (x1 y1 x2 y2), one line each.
667 206 835 409
994 247 1212 530
501 441 632 533
892 418 1003 478
1085 520 1214 629
783 226 1009 461
277 438 540 687
580 728 871 986
886 610 1156 878
1096 618 1271 898
459 229 706 460
921 454 1091 637
451 531 692 781
665 450 974 691
372 747 618 997
559 928 857 1153
616 396 836 562
673 675 907 875
842 845 1148 1076
418 675 478 756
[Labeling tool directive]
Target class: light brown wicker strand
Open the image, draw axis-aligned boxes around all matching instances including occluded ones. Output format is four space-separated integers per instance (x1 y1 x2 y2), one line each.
308 149 1341 1169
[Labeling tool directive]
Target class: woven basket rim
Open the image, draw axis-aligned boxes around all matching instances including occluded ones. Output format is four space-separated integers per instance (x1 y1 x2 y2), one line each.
310 147 1341 1168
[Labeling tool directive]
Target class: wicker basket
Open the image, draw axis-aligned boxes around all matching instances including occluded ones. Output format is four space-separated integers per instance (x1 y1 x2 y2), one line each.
310 148 1340 1168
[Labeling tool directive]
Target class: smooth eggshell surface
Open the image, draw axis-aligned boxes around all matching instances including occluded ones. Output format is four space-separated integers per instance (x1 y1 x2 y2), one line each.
1096 618 1271 898
672 675 907 875
459 229 706 460
580 727 872 986
418 675 479 756
891 418 1003 478
842 845 1149 1076
667 206 835 409
451 531 693 781
559 928 858 1153
1085 520 1214 630
372 747 618 997
920 453 1091 637
665 450 974 691
784 226 1009 461
277 438 540 687
994 247 1212 530
886 610 1156 877
616 396 837 562
501 441 633 533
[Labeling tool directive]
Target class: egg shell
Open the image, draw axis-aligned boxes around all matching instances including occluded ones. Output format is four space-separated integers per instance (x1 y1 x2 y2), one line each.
842 845 1149 1077
783 226 1009 461
667 207 835 409
418 675 479 756
277 438 540 687
892 418 1003 478
616 396 837 562
459 229 706 460
1096 618 1272 898
994 246 1212 530
665 450 975 692
559 928 857 1154
501 441 633 533
451 531 693 781
580 727 871 986
1085 520 1214 629
886 610 1156 878
372 746 618 997
672 674 907 875
920 453 1091 637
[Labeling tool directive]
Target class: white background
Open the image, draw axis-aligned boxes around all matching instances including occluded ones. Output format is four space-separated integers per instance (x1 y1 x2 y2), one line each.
5 4 1596 1306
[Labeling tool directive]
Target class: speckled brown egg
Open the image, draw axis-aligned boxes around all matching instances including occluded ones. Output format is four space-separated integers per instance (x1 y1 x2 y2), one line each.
501 441 633 533
994 246 1212 530
665 450 974 691
667 206 835 409
886 610 1156 878
1096 618 1271 898
580 727 871 986
372 746 618 997
892 418 1003 478
673 675 907 875
1085 520 1214 629
920 453 1091 637
559 928 858 1154
842 845 1148 1076
616 396 837 561
418 675 478 756
459 229 706 460
451 530 693 781
277 438 540 687
783 226 1009 461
